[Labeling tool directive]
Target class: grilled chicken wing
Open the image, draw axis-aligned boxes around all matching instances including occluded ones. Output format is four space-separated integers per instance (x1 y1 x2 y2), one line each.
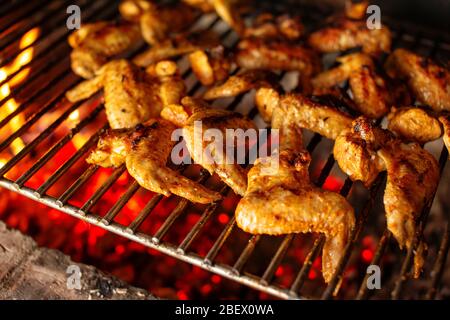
212 0 245 35
188 45 231 86
385 49 450 112
378 141 439 251
334 117 440 275
439 115 450 156
313 53 390 118
387 107 442 144
120 0 197 45
66 59 185 129
278 94 353 140
162 97 256 196
333 117 390 187
69 21 142 79
133 30 220 67
236 105 355 282
244 12 304 40
87 120 221 203
308 18 391 56
235 38 321 75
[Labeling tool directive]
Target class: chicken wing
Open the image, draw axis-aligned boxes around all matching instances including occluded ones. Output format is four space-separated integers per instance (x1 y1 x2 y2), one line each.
120 0 197 45
312 53 390 118
345 0 369 20
387 107 442 144
385 48 450 112
334 116 440 275
235 38 321 75
378 141 439 252
133 30 220 67
162 97 256 196
69 21 142 79
212 0 245 35
236 106 355 282
333 117 390 187
66 59 185 129
308 18 392 56
188 45 232 86
244 12 304 40
439 115 450 156
86 119 221 204
277 94 353 140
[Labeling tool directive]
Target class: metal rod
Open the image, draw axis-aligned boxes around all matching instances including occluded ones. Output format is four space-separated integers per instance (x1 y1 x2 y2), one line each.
204 216 236 265
260 234 295 285
101 181 141 225
56 164 99 206
126 194 164 234
78 165 127 215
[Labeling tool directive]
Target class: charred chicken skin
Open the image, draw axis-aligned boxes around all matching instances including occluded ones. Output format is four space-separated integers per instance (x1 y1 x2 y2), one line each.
86 119 222 204
161 97 256 196
385 49 450 112
312 53 391 118
69 21 142 79
243 12 304 40
66 59 185 129
236 105 355 283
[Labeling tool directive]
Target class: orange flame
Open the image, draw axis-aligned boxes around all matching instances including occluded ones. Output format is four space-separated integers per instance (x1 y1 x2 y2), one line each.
0 28 40 166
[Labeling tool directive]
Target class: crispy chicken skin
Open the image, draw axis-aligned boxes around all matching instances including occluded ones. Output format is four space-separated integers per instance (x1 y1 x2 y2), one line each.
308 18 392 56
387 107 442 144
278 94 353 140
312 53 390 118
120 0 197 45
69 21 142 79
188 45 231 86
244 13 304 40
333 117 389 187
133 31 220 67
87 120 221 203
66 59 185 129
439 115 450 156
345 0 369 20
236 108 355 282
235 38 321 75
385 49 450 112
162 97 256 196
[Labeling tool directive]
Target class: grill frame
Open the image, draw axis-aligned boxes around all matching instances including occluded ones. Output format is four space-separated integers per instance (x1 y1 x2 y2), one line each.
0 0 449 300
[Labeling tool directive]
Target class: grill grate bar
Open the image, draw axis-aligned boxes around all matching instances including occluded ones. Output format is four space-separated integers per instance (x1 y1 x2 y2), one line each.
78 165 127 214
126 194 164 234
34 122 108 197
426 222 450 299
260 234 295 285
14 103 104 188
102 181 141 225
177 185 228 254
356 229 391 299
0 0 50 37
56 164 99 206
232 234 261 274
204 216 236 264
289 237 324 294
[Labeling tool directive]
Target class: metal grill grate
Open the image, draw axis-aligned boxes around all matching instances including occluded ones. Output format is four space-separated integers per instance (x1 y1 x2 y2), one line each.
0 0 449 299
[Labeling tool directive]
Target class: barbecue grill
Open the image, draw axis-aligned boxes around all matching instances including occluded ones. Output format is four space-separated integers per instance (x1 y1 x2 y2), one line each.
0 0 449 300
